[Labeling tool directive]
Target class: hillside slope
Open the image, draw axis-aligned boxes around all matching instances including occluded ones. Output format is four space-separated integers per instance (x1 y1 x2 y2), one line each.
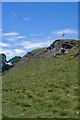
2 39 79 118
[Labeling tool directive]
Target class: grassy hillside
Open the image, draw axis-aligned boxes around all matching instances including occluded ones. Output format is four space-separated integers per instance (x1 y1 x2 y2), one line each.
31 48 46 54
0 76 2 120
2 40 79 118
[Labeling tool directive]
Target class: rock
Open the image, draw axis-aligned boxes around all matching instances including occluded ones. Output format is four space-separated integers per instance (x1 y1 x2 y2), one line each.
44 50 48 53
61 43 73 49
47 46 52 50
61 49 65 54
24 58 30 62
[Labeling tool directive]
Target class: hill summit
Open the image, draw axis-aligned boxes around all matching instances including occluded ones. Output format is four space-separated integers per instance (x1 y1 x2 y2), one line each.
19 39 79 64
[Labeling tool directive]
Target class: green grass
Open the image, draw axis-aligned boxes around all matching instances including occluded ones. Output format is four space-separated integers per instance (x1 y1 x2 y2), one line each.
31 48 46 54
2 40 79 118
0 76 2 120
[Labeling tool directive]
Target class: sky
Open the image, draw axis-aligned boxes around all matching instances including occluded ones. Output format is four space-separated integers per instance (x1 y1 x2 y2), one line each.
1 0 79 2
1 2 78 60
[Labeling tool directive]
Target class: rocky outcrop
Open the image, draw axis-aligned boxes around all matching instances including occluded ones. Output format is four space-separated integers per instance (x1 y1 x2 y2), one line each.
22 39 79 63
45 39 79 57
47 39 76 51
0 54 14 73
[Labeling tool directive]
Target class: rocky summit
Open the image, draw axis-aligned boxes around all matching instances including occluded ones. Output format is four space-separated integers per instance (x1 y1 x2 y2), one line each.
15 39 79 66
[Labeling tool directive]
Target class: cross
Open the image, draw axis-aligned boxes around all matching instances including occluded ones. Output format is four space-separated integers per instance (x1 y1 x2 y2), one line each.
61 32 65 39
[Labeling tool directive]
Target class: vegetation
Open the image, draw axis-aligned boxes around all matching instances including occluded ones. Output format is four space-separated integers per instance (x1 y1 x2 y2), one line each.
8 56 21 65
2 40 79 118
2 64 12 73
31 48 46 54
0 54 10 73
0 55 21 73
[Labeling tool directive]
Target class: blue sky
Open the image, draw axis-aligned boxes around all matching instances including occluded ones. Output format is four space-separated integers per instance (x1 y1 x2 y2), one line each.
1 2 78 60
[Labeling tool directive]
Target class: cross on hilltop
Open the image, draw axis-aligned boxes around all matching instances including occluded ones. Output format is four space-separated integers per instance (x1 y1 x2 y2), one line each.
61 32 66 39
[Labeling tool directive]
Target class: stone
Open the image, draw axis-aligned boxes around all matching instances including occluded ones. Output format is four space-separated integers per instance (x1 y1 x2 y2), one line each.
61 43 73 49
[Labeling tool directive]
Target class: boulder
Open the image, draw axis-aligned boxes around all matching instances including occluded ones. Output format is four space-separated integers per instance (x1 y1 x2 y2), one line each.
61 43 73 49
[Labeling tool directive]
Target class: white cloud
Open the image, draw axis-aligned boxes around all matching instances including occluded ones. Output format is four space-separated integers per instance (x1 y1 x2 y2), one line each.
23 17 30 21
0 40 53 59
44 35 53 39
3 32 26 41
29 33 43 37
14 49 25 53
0 48 26 60
0 28 2 38
6 37 17 41
0 42 11 47
0 28 2 32
16 36 26 39
0 49 13 55
3 32 19 36
6 36 26 41
9 11 16 17
0 48 15 60
20 40 53 50
52 28 78 36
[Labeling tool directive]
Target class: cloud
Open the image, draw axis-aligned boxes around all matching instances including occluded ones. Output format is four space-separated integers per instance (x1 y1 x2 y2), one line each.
0 42 11 47
8 11 16 20
3 32 19 36
0 28 2 38
6 36 26 41
0 48 26 60
0 40 53 60
23 17 30 21
1 49 25 55
9 11 16 17
16 36 26 39
14 49 25 53
0 49 15 58
44 35 53 39
28 33 44 37
0 49 13 55
20 40 53 50
3 32 26 41
52 28 78 36
0 28 2 32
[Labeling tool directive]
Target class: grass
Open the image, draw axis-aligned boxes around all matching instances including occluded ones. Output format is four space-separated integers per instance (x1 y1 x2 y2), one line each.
31 48 46 54
2 56 78 118
0 76 2 120
2 46 79 118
